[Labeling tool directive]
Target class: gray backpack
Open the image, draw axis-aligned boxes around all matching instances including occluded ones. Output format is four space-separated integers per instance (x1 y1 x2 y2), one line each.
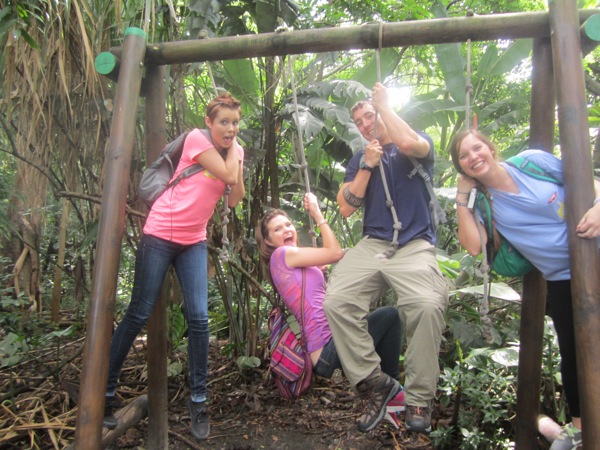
138 129 212 207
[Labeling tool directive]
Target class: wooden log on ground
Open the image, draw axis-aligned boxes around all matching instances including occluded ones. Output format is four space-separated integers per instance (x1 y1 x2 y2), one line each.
65 395 149 449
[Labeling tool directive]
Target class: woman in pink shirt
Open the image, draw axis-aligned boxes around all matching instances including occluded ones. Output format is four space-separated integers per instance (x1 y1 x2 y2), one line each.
104 93 245 442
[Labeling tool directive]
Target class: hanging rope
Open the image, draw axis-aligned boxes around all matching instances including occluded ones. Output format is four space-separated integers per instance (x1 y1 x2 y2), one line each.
288 55 317 247
205 60 231 262
372 22 404 259
465 38 474 131
476 216 493 343
464 30 493 344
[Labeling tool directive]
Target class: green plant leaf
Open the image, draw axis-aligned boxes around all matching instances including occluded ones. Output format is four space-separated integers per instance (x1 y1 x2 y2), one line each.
486 39 532 78
489 347 519 367
456 282 521 302
352 48 402 89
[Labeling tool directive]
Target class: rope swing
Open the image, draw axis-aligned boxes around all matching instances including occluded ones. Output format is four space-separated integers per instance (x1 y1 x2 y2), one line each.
371 23 446 259
373 23 405 260
464 34 493 344
206 61 232 262
288 55 318 247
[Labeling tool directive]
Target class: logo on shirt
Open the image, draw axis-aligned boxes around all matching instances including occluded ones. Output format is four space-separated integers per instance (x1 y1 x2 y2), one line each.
549 191 565 219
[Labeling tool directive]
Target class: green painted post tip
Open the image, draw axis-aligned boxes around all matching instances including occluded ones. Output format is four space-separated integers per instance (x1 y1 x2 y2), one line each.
584 15 600 42
125 27 147 39
95 52 117 75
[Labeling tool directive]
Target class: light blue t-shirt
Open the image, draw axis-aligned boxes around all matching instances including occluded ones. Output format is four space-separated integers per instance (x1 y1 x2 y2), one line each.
488 150 570 281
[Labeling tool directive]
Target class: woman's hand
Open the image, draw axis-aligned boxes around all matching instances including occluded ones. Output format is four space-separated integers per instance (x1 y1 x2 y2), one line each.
457 174 477 192
456 174 477 205
576 202 600 239
304 193 323 222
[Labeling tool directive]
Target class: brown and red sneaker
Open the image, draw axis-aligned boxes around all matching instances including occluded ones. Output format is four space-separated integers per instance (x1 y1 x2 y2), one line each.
355 373 401 433
405 404 432 434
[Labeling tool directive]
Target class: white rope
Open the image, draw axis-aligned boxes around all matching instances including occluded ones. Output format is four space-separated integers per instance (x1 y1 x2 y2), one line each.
475 212 493 344
205 60 230 261
371 22 403 259
465 38 474 130
465 34 492 343
288 56 317 247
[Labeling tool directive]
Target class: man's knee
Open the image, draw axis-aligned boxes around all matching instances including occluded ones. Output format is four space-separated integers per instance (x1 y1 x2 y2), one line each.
323 294 345 318
406 301 445 327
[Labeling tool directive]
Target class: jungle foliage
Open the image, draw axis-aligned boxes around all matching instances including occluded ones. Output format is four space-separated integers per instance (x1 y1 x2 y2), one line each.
1 0 599 448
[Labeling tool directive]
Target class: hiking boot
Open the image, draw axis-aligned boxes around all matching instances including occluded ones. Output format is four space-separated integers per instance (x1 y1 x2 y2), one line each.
549 425 582 450
405 404 432 434
103 395 120 430
386 387 405 412
189 400 210 440
355 372 401 433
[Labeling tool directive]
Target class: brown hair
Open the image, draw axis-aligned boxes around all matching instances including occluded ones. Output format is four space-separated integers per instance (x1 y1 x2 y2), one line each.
449 129 501 249
449 129 499 175
255 208 289 281
350 98 372 115
205 92 242 122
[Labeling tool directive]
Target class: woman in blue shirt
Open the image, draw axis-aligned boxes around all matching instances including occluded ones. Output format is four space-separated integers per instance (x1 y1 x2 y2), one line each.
450 129 600 450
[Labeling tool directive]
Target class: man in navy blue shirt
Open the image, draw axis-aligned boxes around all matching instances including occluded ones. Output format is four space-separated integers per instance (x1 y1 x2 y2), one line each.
324 83 448 434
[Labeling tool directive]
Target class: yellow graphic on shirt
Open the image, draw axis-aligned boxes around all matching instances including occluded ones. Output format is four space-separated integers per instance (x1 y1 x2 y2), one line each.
203 170 217 179
558 201 565 219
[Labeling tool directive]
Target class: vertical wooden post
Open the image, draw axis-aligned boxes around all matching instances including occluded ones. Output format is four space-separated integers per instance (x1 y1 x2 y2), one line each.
514 36 554 450
73 27 147 450
144 65 169 450
549 1 600 447
529 37 556 153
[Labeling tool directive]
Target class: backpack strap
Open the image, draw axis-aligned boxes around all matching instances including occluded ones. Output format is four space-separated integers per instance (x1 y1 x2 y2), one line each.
298 269 308 351
475 192 494 239
407 156 447 227
274 269 309 351
474 191 497 268
163 129 212 191
505 155 562 185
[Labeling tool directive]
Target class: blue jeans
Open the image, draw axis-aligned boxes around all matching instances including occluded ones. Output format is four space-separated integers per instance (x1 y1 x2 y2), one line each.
106 234 209 403
314 306 403 380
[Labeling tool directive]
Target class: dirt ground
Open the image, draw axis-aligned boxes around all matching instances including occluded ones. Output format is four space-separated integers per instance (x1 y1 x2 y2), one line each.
102 340 437 450
0 338 438 449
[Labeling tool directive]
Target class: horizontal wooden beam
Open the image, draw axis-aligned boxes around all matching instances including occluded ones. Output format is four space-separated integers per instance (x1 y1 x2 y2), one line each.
107 9 599 66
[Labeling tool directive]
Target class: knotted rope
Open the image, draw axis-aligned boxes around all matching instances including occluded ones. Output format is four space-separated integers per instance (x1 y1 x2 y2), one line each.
475 211 493 343
205 60 231 262
288 56 317 247
465 30 493 343
372 22 404 259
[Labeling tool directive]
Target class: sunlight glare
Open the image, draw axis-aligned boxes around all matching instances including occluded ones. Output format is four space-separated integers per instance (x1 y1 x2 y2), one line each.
387 86 413 110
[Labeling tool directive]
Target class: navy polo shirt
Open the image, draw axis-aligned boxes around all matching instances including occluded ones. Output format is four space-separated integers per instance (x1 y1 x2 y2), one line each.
344 133 437 246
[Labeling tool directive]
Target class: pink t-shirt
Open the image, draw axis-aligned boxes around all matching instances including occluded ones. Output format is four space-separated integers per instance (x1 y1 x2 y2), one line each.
143 128 244 244
270 246 332 353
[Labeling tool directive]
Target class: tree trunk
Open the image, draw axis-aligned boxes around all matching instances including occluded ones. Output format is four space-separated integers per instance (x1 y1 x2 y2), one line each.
51 199 70 323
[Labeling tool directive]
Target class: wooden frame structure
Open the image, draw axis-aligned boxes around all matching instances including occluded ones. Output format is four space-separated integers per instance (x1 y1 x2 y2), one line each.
74 1 600 448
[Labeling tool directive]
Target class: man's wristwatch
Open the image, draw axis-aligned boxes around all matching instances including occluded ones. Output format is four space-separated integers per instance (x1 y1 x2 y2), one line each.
359 161 375 172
